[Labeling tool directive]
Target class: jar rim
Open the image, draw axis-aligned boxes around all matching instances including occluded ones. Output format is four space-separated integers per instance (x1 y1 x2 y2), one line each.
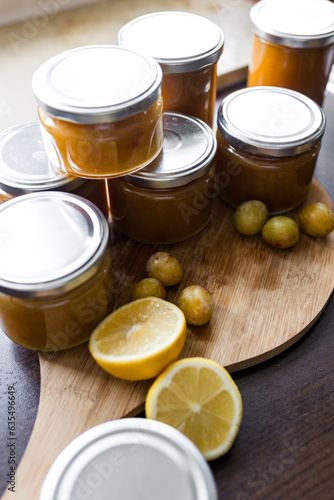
122 112 217 189
250 0 334 48
118 11 224 73
0 192 109 298
217 86 326 157
32 45 162 124
0 121 88 195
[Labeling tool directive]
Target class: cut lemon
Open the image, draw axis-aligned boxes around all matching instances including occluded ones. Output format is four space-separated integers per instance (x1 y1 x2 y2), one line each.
145 357 242 460
89 297 186 381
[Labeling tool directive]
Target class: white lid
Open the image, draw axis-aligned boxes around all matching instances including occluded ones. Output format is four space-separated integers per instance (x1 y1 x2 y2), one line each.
124 112 216 188
40 419 218 500
0 121 86 195
118 11 224 73
217 86 326 157
0 192 108 298
251 0 334 48
32 45 162 123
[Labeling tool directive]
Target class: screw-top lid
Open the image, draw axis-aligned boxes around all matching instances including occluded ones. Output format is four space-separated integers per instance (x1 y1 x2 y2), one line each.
39 419 218 500
217 86 326 157
118 11 224 73
250 0 334 48
32 45 162 124
123 112 216 189
0 192 108 298
0 121 87 195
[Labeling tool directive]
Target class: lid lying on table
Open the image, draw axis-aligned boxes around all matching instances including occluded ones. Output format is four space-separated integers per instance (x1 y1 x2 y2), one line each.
217 86 326 157
118 11 224 73
122 112 217 188
0 192 108 298
39 418 218 500
32 45 162 124
0 121 86 195
250 0 334 48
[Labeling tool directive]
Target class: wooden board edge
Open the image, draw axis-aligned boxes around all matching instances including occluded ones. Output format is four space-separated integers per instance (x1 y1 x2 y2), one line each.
224 291 334 373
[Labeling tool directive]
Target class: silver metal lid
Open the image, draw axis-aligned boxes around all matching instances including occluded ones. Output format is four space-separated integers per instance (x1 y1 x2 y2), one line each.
217 86 326 157
118 11 224 73
39 418 218 500
32 45 162 124
0 121 87 195
0 192 108 298
250 0 334 48
123 112 216 189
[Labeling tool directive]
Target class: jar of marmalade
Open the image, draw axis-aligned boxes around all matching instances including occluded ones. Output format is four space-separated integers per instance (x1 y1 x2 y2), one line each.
108 112 217 244
32 45 163 178
0 192 117 351
118 12 224 126
0 120 109 219
247 0 334 105
215 86 326 214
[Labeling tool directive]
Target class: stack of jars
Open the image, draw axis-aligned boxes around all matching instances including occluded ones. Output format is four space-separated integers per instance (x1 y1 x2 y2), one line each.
215 0 333 213
1 2 333 352
0 11 224 351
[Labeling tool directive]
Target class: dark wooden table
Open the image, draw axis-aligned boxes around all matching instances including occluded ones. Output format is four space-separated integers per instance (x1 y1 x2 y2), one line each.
1 89 333 500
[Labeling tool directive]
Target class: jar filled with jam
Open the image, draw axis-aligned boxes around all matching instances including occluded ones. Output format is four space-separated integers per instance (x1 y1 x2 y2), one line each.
118 12 224 126
0 120 109 219
108 112 217 244
0 192 117 351
215 86 326 214
32 45 163 178
247 0 334 106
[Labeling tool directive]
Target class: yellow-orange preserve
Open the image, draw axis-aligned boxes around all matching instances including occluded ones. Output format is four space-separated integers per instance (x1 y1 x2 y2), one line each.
0 192 116 351
32 45 163 178
108 112 217 244
0 121 109 218
247 0 334 106
215 87 326 214
118 11 224 126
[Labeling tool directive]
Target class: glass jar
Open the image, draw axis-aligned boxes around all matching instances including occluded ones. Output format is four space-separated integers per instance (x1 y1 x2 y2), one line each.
118 12 224 127
0 120 109 219
32 45 163 178
0 192 117 351
108 112 217 244
247 0 334 106
215 86 326 214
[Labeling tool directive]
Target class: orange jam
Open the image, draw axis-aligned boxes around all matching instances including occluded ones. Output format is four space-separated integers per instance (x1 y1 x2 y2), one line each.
0 192 117 351
161 65 217 127
118 11 224 126
108 112 217 244
0 121 109 218
32 45 163 178
215 87 325 214
247 0 334 106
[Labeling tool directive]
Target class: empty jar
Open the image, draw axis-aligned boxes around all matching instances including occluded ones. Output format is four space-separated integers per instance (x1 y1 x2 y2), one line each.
108 112 217 244
0 192 117 351
215 86 326 214
118 12 224 126
0 120 109 218
247 0 334 105
32 45 163 178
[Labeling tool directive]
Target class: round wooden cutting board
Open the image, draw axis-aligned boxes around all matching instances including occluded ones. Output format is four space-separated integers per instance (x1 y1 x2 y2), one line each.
112 178 334 371
2 178 333 500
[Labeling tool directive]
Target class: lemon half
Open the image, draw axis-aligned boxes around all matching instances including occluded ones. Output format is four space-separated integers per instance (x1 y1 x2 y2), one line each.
145 357 243 460
89 297 186 381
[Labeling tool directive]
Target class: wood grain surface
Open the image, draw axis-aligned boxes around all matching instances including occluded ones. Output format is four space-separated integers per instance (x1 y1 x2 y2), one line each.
2 176 333 500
